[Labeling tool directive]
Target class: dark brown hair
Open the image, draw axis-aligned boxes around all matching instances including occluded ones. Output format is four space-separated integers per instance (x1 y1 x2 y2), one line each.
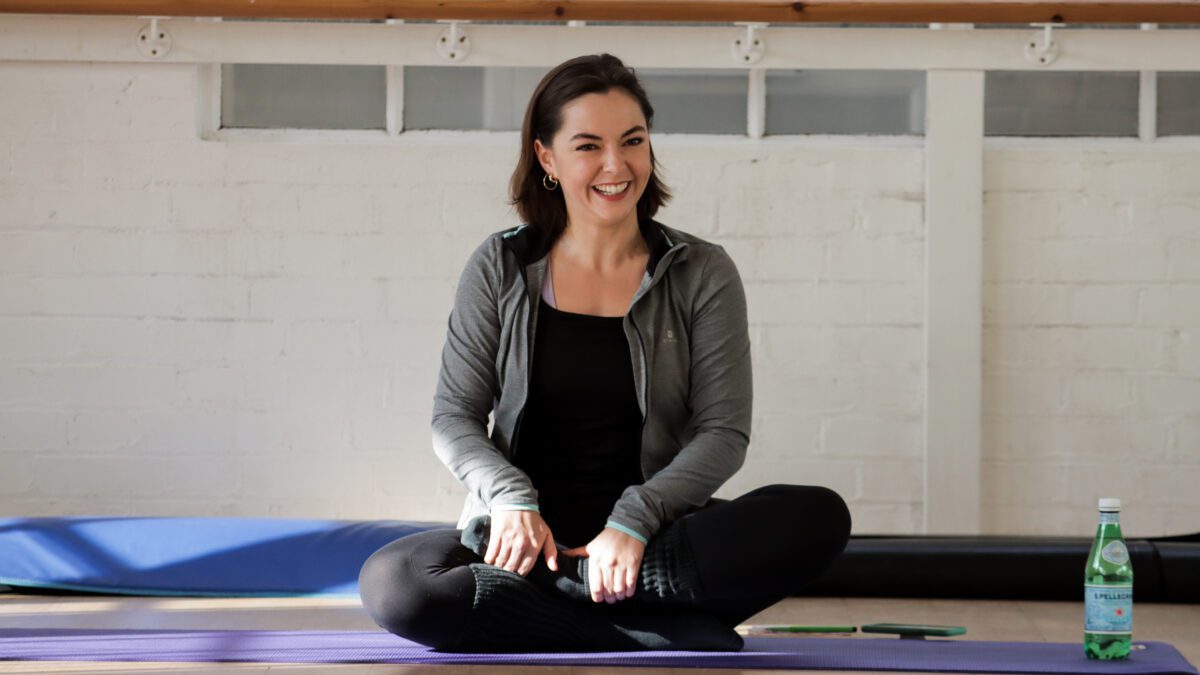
508 53 672 242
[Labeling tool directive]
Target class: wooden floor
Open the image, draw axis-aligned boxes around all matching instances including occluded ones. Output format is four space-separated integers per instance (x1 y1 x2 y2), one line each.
0 592 1197 674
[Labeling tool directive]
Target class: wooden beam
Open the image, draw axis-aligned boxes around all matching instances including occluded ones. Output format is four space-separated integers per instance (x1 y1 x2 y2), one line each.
1 0 1199 24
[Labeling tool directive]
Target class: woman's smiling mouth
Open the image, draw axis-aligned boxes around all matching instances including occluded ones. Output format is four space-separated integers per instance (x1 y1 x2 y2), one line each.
592 181 631 197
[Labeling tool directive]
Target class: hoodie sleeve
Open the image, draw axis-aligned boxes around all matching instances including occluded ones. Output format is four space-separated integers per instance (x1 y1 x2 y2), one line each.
431 236 539 510
606 245 752 541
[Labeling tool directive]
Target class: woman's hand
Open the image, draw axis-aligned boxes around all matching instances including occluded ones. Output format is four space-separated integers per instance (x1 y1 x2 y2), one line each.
485 509 559 576
563 527 646 603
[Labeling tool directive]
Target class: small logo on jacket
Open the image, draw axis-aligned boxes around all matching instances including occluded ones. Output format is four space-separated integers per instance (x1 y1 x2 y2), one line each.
662 329 678 344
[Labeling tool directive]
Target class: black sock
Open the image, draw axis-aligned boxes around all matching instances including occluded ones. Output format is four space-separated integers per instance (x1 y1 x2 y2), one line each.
443 563 742 653
460 515 704 605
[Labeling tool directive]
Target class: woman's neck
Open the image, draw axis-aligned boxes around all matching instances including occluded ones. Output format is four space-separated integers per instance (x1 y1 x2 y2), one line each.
555 216 646 273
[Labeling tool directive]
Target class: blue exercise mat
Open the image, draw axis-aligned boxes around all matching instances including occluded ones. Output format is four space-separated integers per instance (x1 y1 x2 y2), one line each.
0 629 1195 673
0 517 450 596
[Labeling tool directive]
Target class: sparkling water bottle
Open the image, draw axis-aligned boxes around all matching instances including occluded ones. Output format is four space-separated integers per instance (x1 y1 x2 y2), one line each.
1084 497 1133 660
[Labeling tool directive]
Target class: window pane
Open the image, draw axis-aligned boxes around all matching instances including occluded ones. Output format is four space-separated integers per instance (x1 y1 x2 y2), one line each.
403 66 545 131
1158 72 1200 136
221 64 385 130
985 71 1138 137
403 66 745 134
766 70 925 135
637 68 747 134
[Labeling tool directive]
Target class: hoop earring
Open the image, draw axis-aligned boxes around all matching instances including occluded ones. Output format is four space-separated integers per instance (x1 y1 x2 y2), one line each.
542 174 559 191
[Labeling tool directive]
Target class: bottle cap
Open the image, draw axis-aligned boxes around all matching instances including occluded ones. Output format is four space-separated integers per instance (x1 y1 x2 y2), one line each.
1098 498 1121 511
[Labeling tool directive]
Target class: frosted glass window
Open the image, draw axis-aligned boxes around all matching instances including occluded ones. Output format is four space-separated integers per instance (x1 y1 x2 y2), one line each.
635 68 747 134
765 70 925 135
221 64 385 130
403 67 545 131
985 71 1138 136
404 66 744 134
1158 72 1200 136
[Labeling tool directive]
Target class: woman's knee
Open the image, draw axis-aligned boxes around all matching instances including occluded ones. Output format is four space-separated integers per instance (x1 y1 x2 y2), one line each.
752 484 852 551
358 538 419 635
801 485 851 540
358 529 477 648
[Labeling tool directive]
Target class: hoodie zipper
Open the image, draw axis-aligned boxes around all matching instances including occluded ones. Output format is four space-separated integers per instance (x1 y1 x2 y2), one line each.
628 310 650 479
508 265 538 462
627 248 681 473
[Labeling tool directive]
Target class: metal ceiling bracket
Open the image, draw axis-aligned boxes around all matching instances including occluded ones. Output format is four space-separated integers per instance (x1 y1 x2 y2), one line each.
1024 23 1065 66
436 21 471 62
136 16 172 59
732 22 767 64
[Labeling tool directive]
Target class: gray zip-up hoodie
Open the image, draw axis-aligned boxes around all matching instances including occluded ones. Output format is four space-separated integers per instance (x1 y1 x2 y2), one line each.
431 216 752 542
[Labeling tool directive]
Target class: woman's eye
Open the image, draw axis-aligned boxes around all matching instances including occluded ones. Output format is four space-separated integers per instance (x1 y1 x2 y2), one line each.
576 138 645 151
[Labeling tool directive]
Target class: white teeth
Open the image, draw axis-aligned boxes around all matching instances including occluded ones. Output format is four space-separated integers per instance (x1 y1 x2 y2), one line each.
593 181 630 195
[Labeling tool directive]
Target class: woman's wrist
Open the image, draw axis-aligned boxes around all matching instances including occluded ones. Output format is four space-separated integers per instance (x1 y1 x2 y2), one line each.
604 520 648 545
492 503 539 513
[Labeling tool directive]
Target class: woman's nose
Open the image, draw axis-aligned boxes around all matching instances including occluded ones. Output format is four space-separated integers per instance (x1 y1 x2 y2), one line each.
602 145 623 170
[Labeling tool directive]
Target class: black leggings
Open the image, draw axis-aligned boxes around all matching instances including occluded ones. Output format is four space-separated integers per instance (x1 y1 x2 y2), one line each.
358 484 851 648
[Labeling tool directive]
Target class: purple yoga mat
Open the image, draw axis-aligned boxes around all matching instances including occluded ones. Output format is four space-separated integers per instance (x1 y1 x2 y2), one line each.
0 629 1196 673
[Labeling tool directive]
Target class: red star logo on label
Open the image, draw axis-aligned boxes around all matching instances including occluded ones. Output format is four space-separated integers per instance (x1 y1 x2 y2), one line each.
1115 608 1125 616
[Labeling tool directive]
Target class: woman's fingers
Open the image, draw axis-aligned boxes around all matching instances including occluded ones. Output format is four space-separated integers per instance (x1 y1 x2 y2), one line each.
576 529 648 603
601 564 616 603
542 531 558 572
516 549 536 576
588 558 604 603
494 528 518 569
517 531 544 576
483 530 501 566
611 564 626 600
504 534 535 574
484 510 563 577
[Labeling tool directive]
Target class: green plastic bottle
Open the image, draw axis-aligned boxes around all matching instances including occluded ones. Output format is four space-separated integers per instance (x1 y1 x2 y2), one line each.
1084 497 1133 660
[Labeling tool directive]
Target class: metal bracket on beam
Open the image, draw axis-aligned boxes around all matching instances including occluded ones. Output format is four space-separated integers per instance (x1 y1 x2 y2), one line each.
436 21 470 62
732 22 767 64
136 16 172 59
1024 23 1065 66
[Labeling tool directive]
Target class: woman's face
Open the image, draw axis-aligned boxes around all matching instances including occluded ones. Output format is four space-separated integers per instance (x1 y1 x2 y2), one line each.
534 89 652 232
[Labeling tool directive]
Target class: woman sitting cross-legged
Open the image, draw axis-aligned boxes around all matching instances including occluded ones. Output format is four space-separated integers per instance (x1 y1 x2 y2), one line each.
358 52 851 653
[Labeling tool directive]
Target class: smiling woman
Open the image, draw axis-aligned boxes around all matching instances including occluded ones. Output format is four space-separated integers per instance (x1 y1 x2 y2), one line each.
508 55 673 251
532 92 653 317
356 53 852 654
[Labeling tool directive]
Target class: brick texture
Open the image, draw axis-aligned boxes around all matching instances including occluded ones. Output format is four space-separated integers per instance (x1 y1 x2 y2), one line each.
1 61 1197 537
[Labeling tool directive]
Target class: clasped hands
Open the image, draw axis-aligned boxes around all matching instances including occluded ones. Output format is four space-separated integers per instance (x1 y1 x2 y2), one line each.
483 509 645 604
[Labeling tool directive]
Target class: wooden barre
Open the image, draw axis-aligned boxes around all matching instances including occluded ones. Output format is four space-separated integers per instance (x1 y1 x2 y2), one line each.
1 0 1198 24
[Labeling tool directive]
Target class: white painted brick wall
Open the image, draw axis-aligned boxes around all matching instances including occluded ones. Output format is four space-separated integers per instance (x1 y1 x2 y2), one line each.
1 60 1197 538
983 150 1200 538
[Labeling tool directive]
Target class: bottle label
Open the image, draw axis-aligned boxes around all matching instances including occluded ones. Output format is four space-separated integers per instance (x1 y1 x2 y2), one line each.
1102 541 1129 565
1085 584 1133 633
1099 512 1120 524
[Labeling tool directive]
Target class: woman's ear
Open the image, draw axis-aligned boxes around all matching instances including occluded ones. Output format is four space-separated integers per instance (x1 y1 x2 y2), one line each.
533 139 554 177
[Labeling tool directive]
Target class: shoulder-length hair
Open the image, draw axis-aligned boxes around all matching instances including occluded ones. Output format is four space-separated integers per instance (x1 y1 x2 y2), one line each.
509 53 672 243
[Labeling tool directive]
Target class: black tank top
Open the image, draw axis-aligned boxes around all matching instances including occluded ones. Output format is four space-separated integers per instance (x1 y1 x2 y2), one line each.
512 298 644 548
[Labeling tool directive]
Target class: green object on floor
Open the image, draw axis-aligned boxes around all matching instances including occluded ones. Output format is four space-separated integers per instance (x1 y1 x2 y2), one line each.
763 625 858 634
861 623 967 639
